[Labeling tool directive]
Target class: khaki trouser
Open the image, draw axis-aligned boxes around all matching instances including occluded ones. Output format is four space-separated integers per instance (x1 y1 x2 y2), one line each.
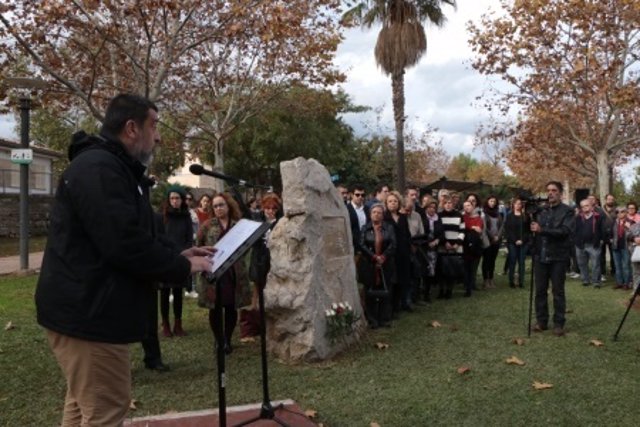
47 329 131 427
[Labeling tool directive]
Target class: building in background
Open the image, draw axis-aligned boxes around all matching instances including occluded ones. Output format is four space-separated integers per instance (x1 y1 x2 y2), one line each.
0 138 61 195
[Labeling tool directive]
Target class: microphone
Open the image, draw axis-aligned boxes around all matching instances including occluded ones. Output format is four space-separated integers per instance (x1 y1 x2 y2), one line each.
189 164 272 190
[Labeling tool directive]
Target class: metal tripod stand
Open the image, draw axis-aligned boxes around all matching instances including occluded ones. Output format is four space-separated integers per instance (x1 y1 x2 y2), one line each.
613 283 640 341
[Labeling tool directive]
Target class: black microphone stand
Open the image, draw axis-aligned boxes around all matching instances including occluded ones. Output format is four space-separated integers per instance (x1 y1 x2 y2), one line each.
213 277 227 427
613 282 640 341
526 205 540 337
527 238 535 337
232 192 304 427
233 272 292 427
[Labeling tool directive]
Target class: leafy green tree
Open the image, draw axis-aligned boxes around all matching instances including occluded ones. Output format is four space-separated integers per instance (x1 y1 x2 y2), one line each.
341 135 396 191
28 107 98 174
343 0 456 192
222 86 365 191
625 167 640 204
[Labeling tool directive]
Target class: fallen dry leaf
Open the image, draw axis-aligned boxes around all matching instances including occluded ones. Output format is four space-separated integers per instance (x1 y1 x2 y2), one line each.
371 422 381 427
129 399 138 410
512 338 525 346
532 381 553 390
457 366 471 375
505 356 526 366
589 339 604 347
304 409 317 419
239 337 256 343
375 342 389 350
431 321 442 328
4 321 14 331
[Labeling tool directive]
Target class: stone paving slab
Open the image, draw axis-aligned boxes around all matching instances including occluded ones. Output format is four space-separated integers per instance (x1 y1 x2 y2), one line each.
0 251 43 275
124 400 318 427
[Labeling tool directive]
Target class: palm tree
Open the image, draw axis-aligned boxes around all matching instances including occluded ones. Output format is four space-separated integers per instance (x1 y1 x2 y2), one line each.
344 0 456 192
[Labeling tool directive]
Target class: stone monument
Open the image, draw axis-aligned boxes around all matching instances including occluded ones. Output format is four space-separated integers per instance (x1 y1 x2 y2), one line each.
264 157 365 362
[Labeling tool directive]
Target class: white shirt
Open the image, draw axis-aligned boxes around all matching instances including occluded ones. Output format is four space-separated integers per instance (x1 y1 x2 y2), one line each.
351 202 367 230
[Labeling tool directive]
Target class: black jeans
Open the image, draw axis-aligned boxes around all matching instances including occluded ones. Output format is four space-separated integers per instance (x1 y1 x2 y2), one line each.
482 244 500 280
160 287 183 322
600 241 615 275
209 305 237 345
534 260 567 328
463 258 480 295
141 291 162 367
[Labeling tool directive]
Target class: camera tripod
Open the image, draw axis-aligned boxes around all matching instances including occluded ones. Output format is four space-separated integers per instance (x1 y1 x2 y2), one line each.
613 283 640 341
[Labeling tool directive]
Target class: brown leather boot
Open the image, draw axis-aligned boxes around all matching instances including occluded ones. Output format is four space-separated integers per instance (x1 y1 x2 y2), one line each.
161 320 173 338
173 319 187 337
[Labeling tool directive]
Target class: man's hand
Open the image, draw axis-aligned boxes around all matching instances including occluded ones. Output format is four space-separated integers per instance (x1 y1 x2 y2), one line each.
188 256 213 274
182 246 215 273
182 246 215 258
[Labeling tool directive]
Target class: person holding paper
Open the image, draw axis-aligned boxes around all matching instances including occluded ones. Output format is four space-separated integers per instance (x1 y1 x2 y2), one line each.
35 94 214 426
197 192 250 355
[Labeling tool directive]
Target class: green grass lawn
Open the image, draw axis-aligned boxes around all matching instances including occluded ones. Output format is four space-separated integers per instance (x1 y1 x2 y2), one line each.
1 265 639 427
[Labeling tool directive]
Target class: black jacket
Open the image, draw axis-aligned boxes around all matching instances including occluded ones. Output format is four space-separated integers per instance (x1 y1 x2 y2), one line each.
346 202 369 253
161 208 194 252
533 202 575 263
35 132 191 344
574 212 605 249
504 212 531 245
358 221 396 289
157 208 194 288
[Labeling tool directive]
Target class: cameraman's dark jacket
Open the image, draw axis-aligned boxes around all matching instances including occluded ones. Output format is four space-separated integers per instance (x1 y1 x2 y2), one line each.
533 202 575 263
574 211 605 249
36 132 191 344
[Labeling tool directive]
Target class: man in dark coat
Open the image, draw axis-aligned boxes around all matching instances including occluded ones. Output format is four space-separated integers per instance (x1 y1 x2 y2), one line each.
346 184 369 254
35 94 213 426
530 181 575 337
574 198 605 287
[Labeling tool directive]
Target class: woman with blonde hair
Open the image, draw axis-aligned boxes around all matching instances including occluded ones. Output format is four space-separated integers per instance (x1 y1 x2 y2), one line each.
384 191 413 313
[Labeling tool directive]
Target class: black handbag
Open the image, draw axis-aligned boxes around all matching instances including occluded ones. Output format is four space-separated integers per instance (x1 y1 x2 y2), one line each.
366 265 390 298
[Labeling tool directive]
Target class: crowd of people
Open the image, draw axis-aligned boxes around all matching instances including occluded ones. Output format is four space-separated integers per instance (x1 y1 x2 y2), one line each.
32 93 640 426
156 179 640 344
337 181 640 336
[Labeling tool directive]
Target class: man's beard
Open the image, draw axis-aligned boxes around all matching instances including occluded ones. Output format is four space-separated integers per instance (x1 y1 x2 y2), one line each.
138 151 154 167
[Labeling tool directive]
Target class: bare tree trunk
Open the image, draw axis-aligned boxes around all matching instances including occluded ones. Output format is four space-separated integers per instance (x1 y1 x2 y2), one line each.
392 70 406 193
213 139 225 193
595 150 610 201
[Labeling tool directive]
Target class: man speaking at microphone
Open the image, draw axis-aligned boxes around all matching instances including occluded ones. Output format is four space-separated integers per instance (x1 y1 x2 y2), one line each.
35 94 214 426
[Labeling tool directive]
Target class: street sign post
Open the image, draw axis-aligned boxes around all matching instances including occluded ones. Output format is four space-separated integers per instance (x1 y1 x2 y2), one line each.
10 149 33 165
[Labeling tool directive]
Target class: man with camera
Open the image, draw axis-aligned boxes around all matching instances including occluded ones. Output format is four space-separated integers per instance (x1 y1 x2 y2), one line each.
35 94 214 426
530 181 575 337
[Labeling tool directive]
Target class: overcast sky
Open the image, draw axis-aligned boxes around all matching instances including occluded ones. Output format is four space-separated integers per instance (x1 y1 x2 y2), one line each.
335 0 499 157
0 0 497 154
